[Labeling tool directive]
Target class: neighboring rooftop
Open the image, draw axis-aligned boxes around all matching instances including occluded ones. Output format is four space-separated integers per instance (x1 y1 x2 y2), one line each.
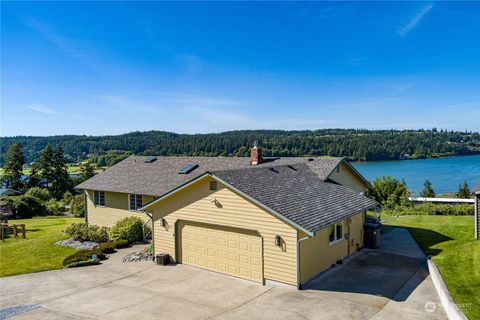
76 155 344 196
0 188 21 197
474 181 480 194
213 163 377 233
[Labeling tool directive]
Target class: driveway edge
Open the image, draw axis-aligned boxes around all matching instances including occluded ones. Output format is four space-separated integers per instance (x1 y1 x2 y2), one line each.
427 259 468 320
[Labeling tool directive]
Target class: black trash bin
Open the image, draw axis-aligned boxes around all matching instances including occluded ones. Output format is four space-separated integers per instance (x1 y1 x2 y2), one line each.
364 223 380 249
156 253 170 265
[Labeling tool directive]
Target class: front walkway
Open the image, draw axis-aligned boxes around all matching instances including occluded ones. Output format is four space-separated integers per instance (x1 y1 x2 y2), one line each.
0 229 447 320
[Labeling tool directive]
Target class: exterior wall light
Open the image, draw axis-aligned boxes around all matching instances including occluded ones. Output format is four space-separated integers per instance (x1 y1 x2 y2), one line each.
275 235 282 246
160 218 166 227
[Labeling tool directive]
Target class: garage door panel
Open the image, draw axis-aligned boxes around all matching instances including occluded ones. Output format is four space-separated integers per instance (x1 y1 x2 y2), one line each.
180 222 263 283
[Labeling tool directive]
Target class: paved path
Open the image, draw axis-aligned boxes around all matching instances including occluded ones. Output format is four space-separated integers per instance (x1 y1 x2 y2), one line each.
0 229 447 320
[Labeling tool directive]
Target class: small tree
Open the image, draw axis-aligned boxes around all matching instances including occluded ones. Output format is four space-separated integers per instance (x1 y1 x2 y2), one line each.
3 143 25 190
365 176 409 209
456 181 471 198
79 161 95 182
420 179 436 198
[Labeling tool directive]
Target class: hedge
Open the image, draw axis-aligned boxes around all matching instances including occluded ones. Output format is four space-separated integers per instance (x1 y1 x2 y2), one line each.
62 249 106 266
65 259 101 268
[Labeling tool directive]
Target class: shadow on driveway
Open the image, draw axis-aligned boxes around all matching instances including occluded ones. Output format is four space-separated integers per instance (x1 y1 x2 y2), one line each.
303 250 426 301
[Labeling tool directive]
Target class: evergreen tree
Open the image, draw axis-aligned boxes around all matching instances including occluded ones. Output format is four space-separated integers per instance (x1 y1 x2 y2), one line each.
456 181 471 198
36 144 55 187
79 160 95 182
50 145 71 199
2 143 25 190
26 166 42 189
420 179 436 197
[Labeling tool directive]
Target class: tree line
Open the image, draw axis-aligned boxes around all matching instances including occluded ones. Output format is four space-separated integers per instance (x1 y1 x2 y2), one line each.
1 129 479 165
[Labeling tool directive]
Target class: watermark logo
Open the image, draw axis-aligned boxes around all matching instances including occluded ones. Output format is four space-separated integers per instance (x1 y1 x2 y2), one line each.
425 301 437 313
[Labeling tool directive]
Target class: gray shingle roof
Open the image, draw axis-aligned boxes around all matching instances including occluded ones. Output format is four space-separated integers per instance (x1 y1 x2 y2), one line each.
212 163 377 233
75 156 343 197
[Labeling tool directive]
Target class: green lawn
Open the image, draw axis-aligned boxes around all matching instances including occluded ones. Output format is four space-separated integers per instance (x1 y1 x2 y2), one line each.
0 216 83 277
383 214 480 319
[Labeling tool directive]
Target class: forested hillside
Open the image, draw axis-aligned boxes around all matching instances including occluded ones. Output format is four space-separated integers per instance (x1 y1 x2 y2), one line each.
1 129 479 165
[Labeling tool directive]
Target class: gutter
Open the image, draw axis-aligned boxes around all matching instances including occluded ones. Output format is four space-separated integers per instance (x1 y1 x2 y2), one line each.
296 235 311 289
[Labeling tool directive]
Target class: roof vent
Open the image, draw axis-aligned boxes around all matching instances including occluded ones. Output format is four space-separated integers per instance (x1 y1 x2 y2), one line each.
287 165 297 171
144 156 157 163
308 158 314 162
179 163 199 174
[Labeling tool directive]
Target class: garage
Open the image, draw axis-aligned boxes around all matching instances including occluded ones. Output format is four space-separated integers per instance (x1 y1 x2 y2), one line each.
178 221 263 283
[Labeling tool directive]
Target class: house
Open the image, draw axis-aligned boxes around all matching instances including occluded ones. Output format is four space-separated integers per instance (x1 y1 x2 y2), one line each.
475 181 480 240
0 188 21 197
76 146 377 288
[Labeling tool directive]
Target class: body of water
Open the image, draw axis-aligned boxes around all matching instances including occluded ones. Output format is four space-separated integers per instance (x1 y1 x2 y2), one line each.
351 155 480 194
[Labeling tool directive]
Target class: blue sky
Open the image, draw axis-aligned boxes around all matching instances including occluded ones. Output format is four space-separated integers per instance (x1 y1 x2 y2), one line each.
1 1 479 136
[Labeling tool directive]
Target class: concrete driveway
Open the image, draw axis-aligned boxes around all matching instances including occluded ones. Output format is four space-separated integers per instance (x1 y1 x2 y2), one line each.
0 227 447 320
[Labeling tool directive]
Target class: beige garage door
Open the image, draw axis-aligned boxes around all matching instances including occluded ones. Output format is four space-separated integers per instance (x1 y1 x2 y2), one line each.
179 221 263 283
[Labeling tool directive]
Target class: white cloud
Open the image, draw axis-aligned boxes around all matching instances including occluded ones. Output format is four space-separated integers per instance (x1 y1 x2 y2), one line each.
26 104 56 114
398 3 434 37
348 57 364 67
24 18 98 69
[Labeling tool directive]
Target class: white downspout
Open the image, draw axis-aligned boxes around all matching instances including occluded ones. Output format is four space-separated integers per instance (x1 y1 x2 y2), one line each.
296 235 311 289
475 195 478 240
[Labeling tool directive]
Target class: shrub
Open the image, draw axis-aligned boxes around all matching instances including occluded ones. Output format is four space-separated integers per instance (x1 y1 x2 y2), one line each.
99 241 116 254
65 259 101 268
70 194 85 217
63 191 73 204
62 249 106 266
113 239 131 249
384 203 474 216
109 217 143 243
65 223 109 242
46 199 66 216
25 187 52 202
13 195 47 218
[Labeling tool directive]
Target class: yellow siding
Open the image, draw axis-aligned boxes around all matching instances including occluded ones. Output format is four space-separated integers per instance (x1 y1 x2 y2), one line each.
328 162 368 193
148 177 298 286
299 211 364 285
86 190 154 228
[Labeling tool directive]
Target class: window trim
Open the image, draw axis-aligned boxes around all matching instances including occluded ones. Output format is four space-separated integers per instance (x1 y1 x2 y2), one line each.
328 220 344 245
93 190 105 207
129 194 143 211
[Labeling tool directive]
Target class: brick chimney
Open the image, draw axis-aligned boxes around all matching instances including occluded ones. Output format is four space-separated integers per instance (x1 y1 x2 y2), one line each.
250 142 262 165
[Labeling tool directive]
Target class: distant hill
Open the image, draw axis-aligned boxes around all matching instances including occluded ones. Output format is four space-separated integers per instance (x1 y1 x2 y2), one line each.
1 129 479 165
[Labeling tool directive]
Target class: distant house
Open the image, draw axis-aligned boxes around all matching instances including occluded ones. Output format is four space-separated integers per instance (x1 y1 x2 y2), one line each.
76 145 376 288
0 188 21 197
475 182 480 240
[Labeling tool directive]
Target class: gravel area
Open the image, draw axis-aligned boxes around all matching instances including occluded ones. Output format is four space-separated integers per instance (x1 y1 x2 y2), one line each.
55 238 99 250
123 250 153 263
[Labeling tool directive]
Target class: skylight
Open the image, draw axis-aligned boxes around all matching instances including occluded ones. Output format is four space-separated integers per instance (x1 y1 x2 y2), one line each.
179 163 199 174
144 156 157 163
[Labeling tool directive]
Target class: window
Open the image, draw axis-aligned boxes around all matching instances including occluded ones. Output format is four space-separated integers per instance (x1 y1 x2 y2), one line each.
129 194 143 211
93 191 105 206
329 221 344 244
209 181 217 191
